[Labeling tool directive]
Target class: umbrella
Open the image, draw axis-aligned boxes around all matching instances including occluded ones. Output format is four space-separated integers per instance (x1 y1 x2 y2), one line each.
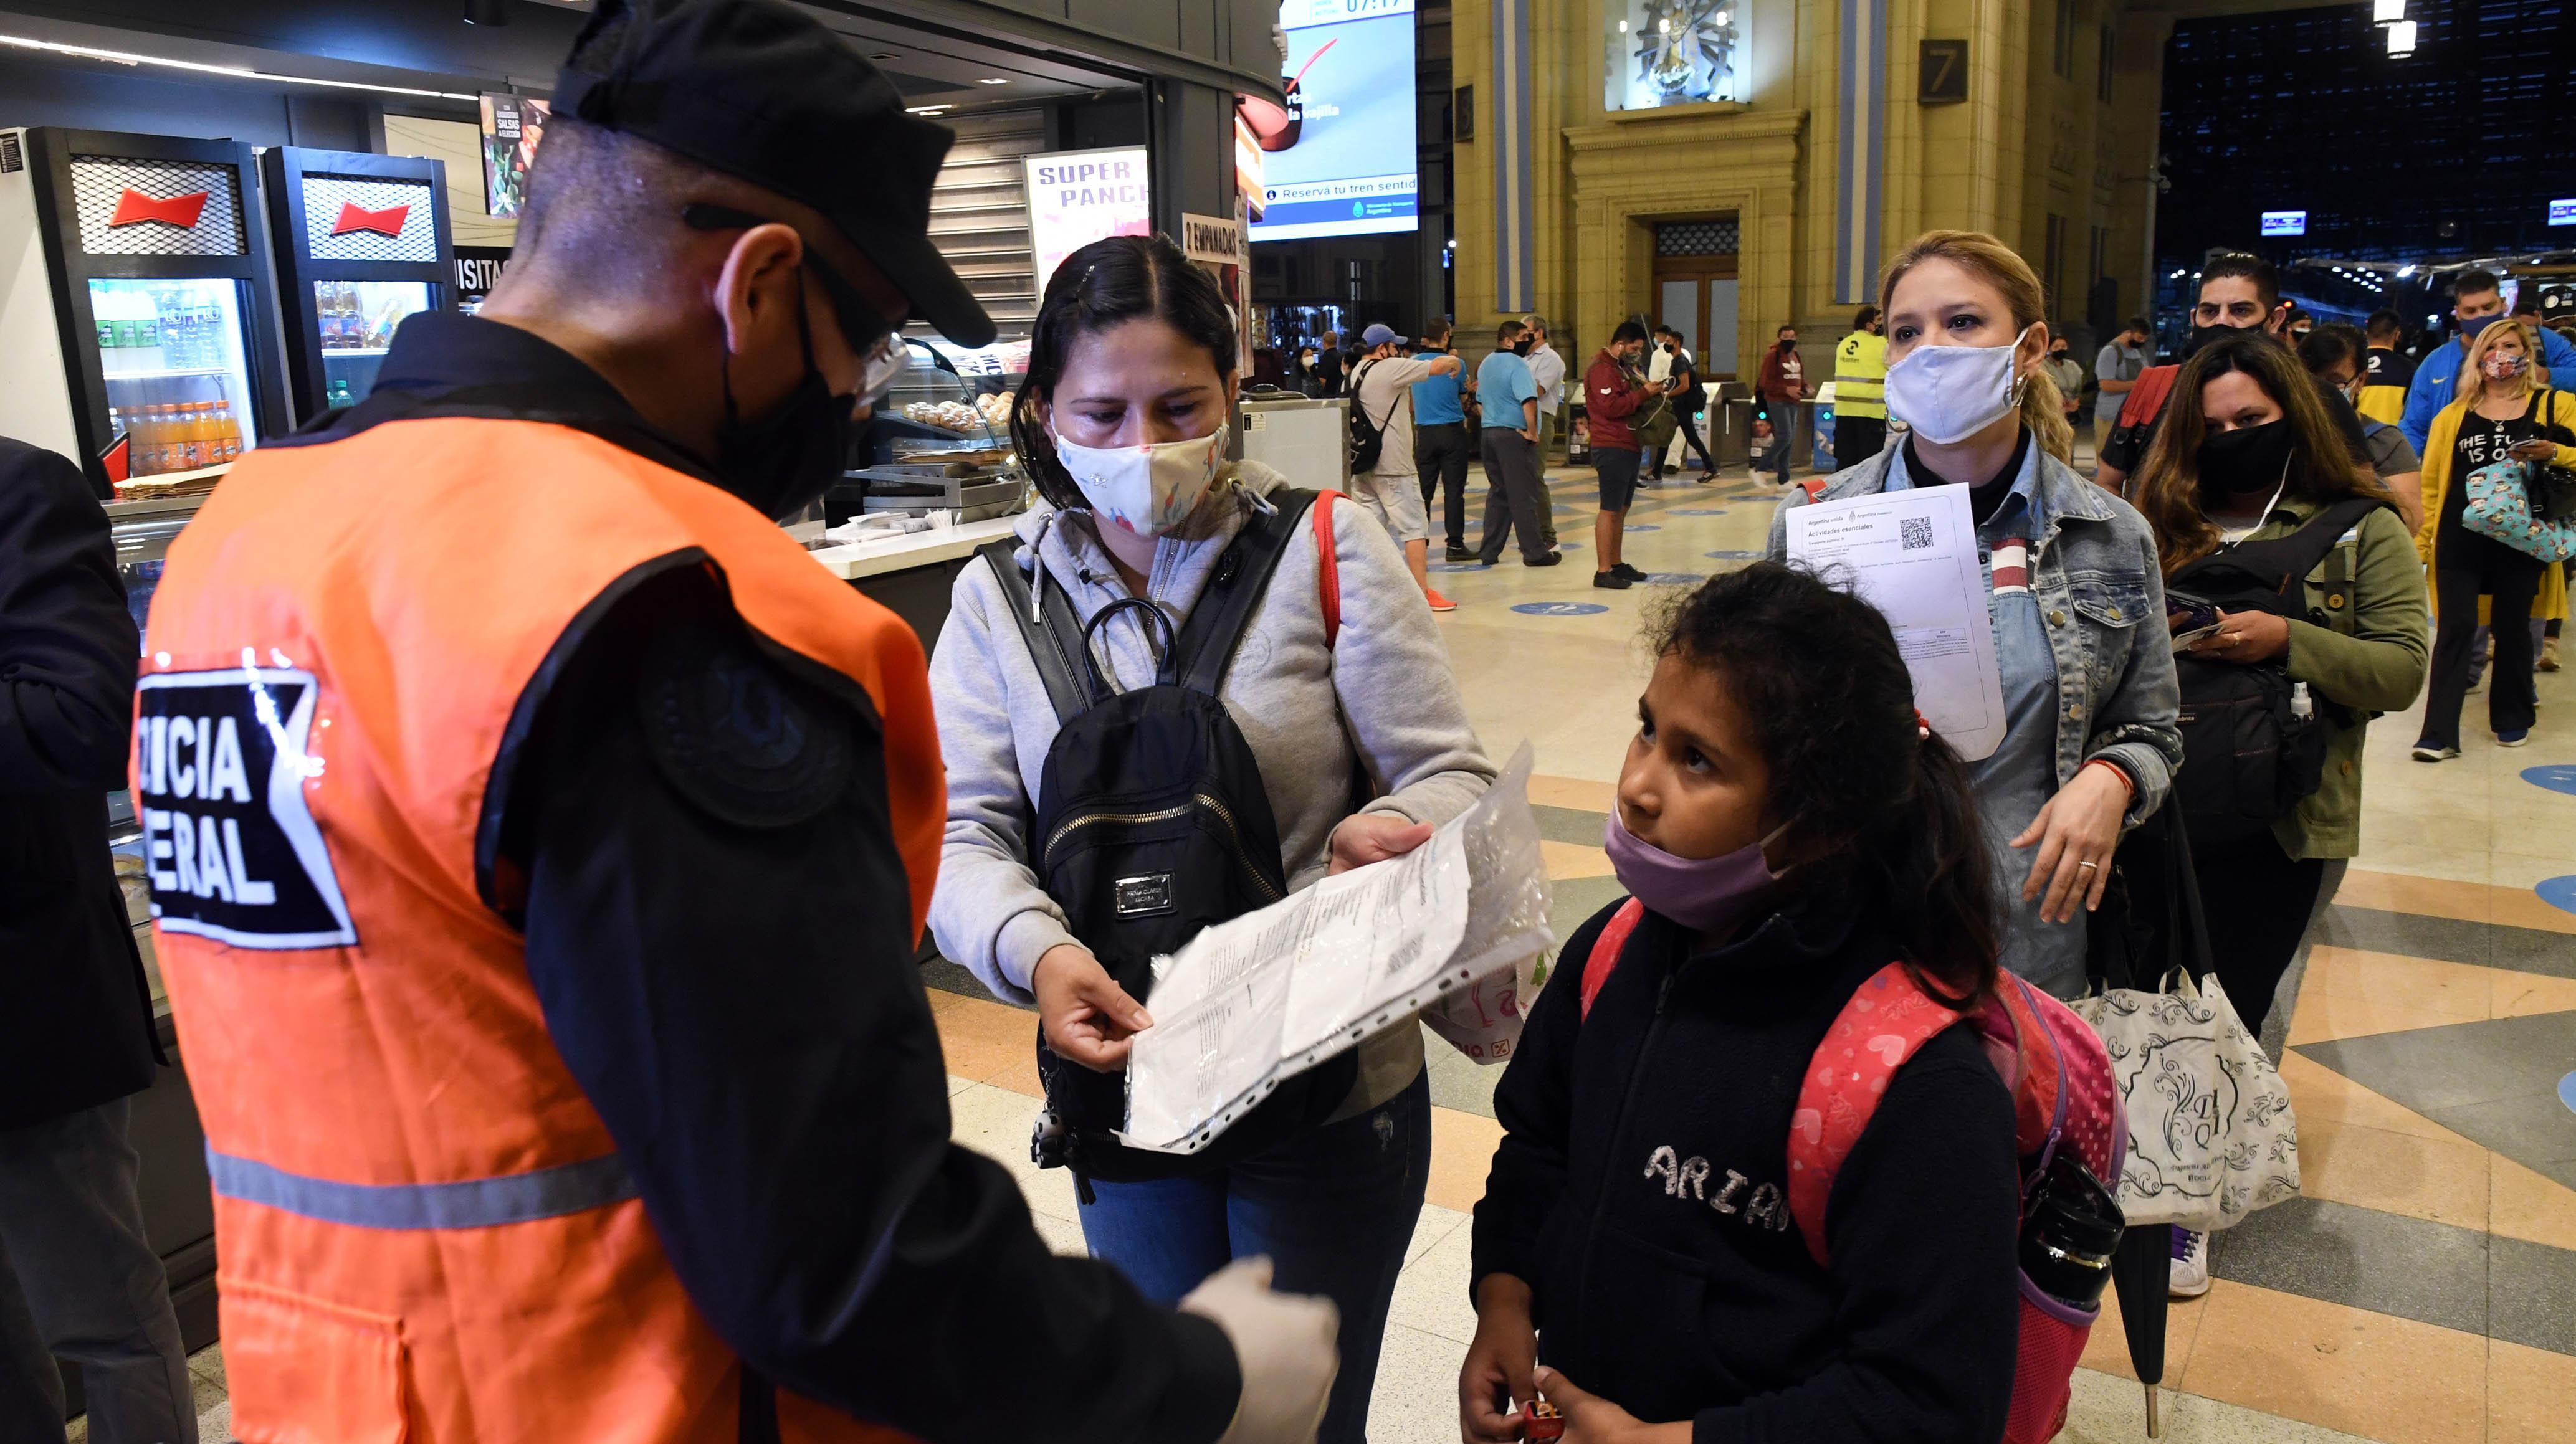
2107 1223 2173 1437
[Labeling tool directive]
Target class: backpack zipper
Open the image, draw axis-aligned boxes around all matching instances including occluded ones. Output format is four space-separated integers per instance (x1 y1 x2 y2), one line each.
1042 794 1285 905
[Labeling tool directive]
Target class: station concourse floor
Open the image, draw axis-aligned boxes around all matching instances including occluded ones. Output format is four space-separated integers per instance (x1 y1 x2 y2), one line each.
133 450 2576 1444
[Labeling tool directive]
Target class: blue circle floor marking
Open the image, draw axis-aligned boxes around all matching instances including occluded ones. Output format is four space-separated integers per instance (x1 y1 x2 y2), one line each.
2538 876 2576 916
1704 549 1762 559
1642 572 1707 586
2522 764 2576 796
2561 1071 2576 1117
1669 508 1731 516
1511 601 1611 616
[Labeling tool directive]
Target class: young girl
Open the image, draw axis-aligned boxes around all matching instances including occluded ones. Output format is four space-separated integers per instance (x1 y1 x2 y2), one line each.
1462 563 2021 1443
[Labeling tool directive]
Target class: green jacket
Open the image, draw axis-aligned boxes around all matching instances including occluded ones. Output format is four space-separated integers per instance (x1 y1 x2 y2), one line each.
2223 497 2429 858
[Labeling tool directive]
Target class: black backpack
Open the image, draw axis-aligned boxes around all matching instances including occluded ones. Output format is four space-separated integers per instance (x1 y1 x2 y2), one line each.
2166 496 2381 845
1346 359 1398 474
976 492 1359 1186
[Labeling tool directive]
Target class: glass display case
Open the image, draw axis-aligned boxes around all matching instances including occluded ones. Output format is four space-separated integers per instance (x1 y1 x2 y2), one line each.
88 277 260 481
313 278 434 407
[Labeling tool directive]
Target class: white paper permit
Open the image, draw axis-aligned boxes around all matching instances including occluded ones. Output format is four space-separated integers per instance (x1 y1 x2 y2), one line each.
1783 485 2008 761
1119 743 1555 1154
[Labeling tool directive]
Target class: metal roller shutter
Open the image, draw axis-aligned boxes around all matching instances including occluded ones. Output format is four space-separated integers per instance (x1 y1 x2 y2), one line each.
922 108 1045 341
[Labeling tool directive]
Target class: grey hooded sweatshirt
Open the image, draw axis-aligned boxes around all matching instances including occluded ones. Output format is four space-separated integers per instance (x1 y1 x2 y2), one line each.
928 460 1496 1114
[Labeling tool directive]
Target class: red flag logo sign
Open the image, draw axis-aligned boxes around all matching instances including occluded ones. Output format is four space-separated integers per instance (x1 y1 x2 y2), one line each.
109 188 211 229
330 201 410 239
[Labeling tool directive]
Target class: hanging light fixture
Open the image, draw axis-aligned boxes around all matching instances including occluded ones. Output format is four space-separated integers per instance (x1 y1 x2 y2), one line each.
2386 19 2418 54
2373 0 2405 22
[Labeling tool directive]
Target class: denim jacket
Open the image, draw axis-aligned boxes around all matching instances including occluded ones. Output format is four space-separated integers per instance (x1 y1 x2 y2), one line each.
1767 442 2184 829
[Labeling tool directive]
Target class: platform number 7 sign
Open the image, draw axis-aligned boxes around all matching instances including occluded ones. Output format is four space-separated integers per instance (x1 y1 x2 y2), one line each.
1919 39 1969 105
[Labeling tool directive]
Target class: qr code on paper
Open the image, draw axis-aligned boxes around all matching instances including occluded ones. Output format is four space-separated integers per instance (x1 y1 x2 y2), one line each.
1900 517 1935 551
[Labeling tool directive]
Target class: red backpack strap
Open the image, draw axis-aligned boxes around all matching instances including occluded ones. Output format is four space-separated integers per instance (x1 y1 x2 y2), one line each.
1784 963 1962 1267
1312 489 1343 650
2117 364 2178 429
1797 476 1828 503
1577 899 1648 1019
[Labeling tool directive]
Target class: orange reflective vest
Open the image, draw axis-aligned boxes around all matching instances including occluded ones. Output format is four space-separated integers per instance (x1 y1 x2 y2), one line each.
136 414 940 1443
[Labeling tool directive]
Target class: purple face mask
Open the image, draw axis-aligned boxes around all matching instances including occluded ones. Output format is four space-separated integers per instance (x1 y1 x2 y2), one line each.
1602 807 1793 935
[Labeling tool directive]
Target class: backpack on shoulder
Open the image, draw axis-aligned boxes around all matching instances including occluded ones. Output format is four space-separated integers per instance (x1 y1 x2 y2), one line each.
2165 495 2383 845
976 491 1356 1185
2106 364 2178 469
1578 902 2127 1444
1347 359 1396 474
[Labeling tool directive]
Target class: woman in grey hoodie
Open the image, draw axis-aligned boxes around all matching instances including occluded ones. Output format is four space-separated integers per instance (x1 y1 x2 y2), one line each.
928 236 1495 1443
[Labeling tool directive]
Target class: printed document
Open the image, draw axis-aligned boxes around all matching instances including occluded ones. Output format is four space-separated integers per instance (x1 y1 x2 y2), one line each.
1783 485 2008 760
1121 745 1553 1153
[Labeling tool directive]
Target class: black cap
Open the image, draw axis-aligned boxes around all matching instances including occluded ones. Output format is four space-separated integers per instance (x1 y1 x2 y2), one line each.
553 0 996 347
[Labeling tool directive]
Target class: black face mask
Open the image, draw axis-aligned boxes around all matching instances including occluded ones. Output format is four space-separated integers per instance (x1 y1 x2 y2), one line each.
1512 337 1537 355
2197 418 2294 500
2183 320 2266 358
713 282 856 521
1779 339 1797 354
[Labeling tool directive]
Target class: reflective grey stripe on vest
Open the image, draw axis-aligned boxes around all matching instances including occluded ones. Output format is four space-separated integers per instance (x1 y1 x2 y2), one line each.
207 1147 637 1230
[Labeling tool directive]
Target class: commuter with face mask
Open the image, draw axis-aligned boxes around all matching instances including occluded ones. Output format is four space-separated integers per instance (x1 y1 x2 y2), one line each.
2407 318 2576 759
2399 270 2576 455
2302 324 2425 531
1770 231 2182 999
935 234 1499 1444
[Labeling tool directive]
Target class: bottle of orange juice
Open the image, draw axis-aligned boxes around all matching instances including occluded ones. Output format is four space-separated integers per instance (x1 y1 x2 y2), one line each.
217 397 244 462
180 402 209 470
135 405 168 475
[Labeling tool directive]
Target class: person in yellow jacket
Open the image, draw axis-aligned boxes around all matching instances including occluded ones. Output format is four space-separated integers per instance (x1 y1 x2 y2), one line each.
1831 306 1888 466
2410 317 2574 760
133 4 1338 1443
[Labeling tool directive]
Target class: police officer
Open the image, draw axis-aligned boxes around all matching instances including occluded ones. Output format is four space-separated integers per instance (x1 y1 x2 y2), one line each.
136 3 1333 1442
1832 305 1888 465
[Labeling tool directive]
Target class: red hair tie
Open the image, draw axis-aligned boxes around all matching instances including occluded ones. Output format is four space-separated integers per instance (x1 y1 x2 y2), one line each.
1914 709 1932 740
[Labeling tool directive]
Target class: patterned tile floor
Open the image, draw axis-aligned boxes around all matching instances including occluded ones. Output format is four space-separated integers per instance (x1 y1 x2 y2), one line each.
133 456 2576 1443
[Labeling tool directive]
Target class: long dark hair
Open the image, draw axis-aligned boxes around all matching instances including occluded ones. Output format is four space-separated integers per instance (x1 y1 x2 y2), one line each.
1011 233 1237 511
1648 563 2000 1004
2130 329 2390 575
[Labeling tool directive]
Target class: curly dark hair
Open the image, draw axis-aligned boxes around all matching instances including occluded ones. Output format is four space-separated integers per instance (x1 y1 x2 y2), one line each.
1647 563 2000 1004
1010 234 1237 511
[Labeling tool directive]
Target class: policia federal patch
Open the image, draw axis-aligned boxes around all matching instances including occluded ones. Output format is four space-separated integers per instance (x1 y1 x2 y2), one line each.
135 666 360 949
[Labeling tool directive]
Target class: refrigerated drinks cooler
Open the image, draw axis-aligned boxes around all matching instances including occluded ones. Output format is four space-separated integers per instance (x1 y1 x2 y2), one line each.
261 146 452 421
0 128 290 496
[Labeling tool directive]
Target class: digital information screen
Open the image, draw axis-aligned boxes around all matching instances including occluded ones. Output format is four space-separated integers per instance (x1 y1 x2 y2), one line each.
1249 0 1419 242
2259 210 2307 237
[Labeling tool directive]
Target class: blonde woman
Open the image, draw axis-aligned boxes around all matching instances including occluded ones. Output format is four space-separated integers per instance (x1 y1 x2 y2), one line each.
1769 231 2182 998
2410 317 2576 758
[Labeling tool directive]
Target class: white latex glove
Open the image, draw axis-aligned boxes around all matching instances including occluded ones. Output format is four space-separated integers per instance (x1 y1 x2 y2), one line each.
1180 1256 1339 1444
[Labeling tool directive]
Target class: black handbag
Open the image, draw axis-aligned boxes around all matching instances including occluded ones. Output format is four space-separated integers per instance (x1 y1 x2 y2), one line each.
2534 392 2576 524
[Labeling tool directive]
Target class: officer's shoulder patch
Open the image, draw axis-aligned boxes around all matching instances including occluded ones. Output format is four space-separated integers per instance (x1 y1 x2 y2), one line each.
637 624 855 830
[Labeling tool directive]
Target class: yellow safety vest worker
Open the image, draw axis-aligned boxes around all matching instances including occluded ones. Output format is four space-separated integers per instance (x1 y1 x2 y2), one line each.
1834 331 1887 419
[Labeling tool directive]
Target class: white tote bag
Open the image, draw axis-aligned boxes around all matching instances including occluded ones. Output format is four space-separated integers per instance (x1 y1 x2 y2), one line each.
2073 969 2300 1233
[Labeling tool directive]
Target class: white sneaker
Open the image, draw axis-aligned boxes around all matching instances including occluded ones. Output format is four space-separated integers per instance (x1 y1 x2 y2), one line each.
2169 1227 2211 1299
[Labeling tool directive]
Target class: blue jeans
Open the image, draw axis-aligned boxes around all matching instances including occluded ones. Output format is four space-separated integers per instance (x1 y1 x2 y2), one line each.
1080 1070 1431 1444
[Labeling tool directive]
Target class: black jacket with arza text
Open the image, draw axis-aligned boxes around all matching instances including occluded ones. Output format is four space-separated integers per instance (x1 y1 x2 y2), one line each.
1473 895 2021 1444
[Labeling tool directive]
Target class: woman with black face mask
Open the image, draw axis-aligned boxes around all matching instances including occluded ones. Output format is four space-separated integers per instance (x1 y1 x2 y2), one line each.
2127 326 2426 1187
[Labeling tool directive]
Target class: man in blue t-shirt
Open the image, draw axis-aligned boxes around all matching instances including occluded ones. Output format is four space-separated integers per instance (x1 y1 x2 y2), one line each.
1411 318 1477 559
1474 320 1556 567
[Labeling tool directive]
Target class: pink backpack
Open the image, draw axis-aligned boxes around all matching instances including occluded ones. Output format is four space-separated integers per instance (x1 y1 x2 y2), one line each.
1580 900 2124 1444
